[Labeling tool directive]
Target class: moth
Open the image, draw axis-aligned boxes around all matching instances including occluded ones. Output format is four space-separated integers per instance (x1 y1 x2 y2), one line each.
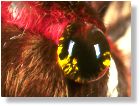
1 1 130 97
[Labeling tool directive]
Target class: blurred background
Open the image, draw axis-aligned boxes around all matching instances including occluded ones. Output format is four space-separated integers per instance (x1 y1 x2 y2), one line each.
90 1 131 70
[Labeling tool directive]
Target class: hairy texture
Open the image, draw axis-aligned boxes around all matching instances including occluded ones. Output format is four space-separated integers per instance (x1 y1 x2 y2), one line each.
1 23 68 97
1 23 108 97
1 1 105 44
1 1 130 97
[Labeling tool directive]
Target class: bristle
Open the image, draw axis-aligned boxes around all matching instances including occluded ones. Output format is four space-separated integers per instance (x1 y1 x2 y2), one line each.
1 1 105 44
1 24 68 96
1 2 75 44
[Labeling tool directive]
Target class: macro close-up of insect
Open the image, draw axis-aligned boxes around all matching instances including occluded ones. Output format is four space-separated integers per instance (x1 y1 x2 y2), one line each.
1 1 131 97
